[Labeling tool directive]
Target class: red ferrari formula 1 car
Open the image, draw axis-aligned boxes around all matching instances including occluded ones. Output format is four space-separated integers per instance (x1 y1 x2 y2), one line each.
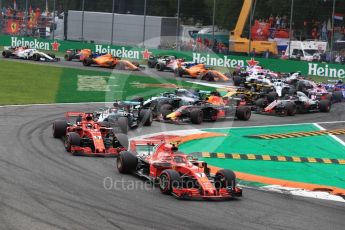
117 139 242 200
53 112 128 156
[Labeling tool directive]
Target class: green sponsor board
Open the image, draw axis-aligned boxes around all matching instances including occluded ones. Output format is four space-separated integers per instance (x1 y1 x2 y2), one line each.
1 34 345 78
179 124 345 189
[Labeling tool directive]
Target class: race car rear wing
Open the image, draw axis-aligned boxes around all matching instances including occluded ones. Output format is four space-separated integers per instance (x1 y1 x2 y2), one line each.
65 112 94 122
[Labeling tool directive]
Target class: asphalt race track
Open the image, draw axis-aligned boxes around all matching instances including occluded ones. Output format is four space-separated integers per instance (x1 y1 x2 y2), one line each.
1 103 345 230
1 56 345 229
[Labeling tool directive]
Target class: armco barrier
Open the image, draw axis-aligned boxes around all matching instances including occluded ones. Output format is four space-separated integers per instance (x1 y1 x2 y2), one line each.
1 35 345 78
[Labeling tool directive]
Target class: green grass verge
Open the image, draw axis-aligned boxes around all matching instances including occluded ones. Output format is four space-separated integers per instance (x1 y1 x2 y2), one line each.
179 124 345 189
0 59 212 105
55 68 212 103
0 60 61 105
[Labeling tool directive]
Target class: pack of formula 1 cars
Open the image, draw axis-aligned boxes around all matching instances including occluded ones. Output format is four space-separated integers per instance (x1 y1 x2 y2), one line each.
45 48 344 201
225 64 345 116
147 54 232 82
51 92 244 200
4 43 344 201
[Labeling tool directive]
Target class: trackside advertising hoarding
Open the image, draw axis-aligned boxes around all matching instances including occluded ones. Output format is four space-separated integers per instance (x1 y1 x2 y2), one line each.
1 35 344 78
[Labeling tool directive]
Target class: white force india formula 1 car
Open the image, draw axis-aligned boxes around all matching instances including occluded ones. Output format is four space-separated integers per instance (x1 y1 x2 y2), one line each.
2 46 59 62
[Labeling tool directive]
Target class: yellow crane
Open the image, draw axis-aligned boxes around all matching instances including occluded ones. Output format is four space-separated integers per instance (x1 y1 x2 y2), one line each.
229 0 278 55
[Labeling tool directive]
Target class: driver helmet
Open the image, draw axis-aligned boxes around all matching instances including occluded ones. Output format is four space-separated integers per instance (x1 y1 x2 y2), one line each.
85 114 93 121
114 100 123 108
210 91 221 97
87 123 93 129
171 144 178 152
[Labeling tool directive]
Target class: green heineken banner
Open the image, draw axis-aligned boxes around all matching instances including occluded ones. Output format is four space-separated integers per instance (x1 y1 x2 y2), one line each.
1 35 344 78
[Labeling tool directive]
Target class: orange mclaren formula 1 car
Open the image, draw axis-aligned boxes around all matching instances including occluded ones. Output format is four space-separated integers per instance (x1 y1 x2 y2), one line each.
117 139 242 200
174 63 231 81
82 54 142 70
53 112 128 156
64 49 92 61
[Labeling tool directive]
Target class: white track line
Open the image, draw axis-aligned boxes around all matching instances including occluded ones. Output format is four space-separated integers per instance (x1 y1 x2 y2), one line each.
186 81 231 88
313 123 345 147
204 121 345 130
256 185 345 203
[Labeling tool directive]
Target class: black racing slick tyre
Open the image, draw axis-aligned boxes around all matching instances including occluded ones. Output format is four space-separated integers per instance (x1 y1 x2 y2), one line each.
233 76 243 86
190 108 203 124
236 106 251 120
286 102 296 116
156 63 165 71
267 92 278 103
33 53 41 61
64 132 81 152
117 117 129 134
159 169 180 195
297 81 307 92
319 100 331 112
64 53 73 61
215 169 236 190
53 120 68 138
113 133 129 149
83 58 92 66
139 109 153 126
160 104 174 119
117 151 138 174
2 50 11 58
255 98 266 108
147 61 156 68
333 91 343 103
